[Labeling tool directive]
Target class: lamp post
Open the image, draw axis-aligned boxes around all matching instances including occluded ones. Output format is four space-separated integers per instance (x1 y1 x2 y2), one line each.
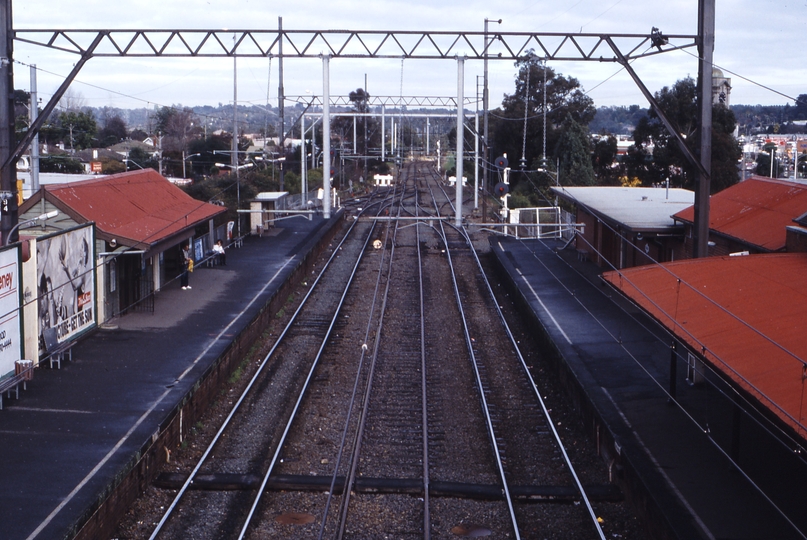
214 162 254 238
5 210 58 245
123 156 146 170
182 152 201 179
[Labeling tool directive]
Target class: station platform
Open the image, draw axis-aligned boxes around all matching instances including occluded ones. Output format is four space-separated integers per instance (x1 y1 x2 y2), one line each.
0 212 343 540
490 236 807 540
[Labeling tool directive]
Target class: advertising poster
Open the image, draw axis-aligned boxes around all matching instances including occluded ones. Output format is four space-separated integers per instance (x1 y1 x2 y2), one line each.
37 224 96 356
193 238 204 263
0 246 21 378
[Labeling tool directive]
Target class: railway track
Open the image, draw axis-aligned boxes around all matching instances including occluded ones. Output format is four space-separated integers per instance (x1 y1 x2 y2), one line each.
145 160 618 539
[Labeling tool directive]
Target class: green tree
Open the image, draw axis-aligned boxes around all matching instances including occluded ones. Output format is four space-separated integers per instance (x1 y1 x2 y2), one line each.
98 115 128 147
153 106 201 177
56 110 98 150
40 155 84 173
798 153 807 179
14 90 30 145
556 114 595 186
794 94 807 120
130 128 149 142
755 142 781 178
710 105 743 191
491 52 595 191
187 134 232 177
126 146 158 172
592 135 620 185
632 77 741 193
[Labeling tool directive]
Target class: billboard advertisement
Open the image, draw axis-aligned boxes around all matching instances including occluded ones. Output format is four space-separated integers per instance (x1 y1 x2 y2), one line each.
0 245 22 378
37 224 96 356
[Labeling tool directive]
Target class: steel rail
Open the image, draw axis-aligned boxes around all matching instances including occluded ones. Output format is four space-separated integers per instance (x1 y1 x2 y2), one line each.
424 166 522 539
436 159 604 537
334 176 425 539
460 226 608 540
315 179 404 538
236 197 393 540
147 196 385 539
434 156 604 537
148 210 360 538
389 161 432 538
416 167 431 540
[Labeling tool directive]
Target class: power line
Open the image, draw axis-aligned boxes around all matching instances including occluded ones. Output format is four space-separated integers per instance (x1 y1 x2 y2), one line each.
15 60 254 130
679 48 804 104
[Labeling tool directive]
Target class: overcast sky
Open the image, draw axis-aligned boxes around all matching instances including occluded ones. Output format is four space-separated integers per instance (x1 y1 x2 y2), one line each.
12 1 807 117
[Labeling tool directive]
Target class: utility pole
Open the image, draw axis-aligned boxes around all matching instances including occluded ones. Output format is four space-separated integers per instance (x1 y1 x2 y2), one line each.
363 73 368 184
157 132 163 176
0 0 14 244
233 37 241 237
232 33 238 173
455 56 464 227
30 64 40 193
322 55 331 219
482 18 501 223
278 17 286 191
694 0 714 258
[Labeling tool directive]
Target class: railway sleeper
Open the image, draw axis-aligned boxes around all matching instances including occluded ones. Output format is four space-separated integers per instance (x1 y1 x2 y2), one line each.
154 473 623 503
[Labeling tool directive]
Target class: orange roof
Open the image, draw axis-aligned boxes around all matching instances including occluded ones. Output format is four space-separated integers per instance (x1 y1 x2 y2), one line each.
673 176 807 251
603 254 807 439
22 170 225 249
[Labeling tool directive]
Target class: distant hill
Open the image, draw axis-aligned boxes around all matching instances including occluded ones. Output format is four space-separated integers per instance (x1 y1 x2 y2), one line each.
87 101 807 141
589 105 648 136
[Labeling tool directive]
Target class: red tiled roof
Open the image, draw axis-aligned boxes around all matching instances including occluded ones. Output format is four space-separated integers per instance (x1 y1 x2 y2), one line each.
673 176 807 251
28 169 225 248
603 254 807 439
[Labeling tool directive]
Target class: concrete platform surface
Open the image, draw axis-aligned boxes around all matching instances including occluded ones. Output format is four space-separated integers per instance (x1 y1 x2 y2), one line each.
491 236 807 540
0 213 341 540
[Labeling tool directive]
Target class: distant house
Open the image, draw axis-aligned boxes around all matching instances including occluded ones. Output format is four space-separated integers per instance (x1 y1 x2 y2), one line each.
672 176 807 257
19 169 226 318
74 148 124 173
551 186 695 270
109 139 156 157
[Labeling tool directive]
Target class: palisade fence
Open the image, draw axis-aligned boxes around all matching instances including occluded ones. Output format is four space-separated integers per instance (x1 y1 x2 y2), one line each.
508 207 567 240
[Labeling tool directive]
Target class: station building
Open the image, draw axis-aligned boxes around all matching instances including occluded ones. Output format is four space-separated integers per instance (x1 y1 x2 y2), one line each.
551 185 695 270
18 169 227 320
672 175 807 257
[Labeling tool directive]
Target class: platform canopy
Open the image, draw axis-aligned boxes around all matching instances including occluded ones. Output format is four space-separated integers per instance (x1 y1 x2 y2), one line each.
19 169 226 253
603 253 807 440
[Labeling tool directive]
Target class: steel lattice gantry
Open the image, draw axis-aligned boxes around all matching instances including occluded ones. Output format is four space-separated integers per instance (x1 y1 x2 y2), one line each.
8 27 703 226
14 29 696 61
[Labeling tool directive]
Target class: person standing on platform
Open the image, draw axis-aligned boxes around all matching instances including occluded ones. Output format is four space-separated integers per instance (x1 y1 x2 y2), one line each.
181 244 192 290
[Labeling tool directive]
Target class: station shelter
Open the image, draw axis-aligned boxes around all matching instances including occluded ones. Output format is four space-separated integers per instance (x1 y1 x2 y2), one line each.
551 186 695 270
249 192 288 235
18 169 226 321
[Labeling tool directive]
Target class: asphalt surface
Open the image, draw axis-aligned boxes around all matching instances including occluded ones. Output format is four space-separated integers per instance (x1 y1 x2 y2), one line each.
0 212 342 540
491 235 807 540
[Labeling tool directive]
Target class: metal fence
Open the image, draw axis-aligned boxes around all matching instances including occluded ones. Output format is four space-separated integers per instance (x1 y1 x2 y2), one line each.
508 207 563 239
